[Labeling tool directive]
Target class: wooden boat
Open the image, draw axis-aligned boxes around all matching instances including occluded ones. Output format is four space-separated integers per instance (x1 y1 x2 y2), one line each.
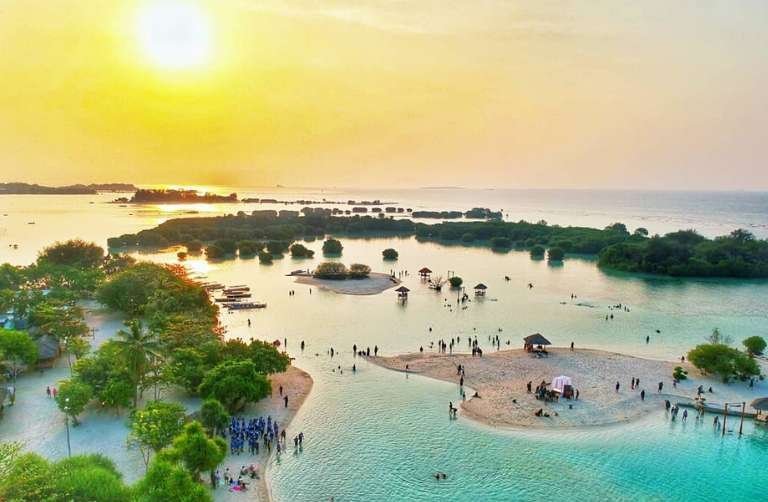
225 302 267 310
223 292 251 298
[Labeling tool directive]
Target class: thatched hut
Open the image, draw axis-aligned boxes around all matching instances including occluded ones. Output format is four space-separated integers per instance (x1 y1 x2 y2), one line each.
395 286 410 300
418 267 432 279
474 283 488 296
523 333 551 353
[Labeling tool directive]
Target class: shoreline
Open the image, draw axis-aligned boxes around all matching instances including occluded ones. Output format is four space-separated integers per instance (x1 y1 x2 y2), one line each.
214 365 313 502
294 272 399 295
369 348 761 430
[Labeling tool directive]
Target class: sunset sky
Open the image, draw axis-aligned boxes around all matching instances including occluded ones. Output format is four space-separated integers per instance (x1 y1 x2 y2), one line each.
1 1 767 189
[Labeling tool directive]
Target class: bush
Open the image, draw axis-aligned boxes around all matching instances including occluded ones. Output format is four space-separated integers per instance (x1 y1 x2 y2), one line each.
673 366 688 381
348 263 371 278
290 243 315 258
448 276 463 288
530 245 545 258
743 336 766 356
687 343 761 382
461 233 475 243
314 262 347 279
266 241 290 255
237 240 262 257
382 248 399 260
258 251 273 264
56 379 93 425
38 239 105 268
214 239 237 255
490 237 511 249
185 240 203 252
322 238 343 255
205 245 225 260
548 247 565 261
200 399 229 436
198 360 271 413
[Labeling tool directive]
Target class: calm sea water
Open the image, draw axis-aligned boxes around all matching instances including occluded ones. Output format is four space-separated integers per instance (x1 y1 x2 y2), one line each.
1 190 767 501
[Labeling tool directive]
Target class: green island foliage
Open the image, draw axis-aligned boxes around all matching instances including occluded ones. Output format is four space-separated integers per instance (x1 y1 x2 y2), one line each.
129 401 186 469
322 238 343 255
200 398 229 436
673 366 688 381
547 247 565 261
159 421 226 481
314 262 348 279
258 250 273 264
529 245 545 259
348 263 371 278
290 243 315 258
107 212 768 278
55 379 93 425
687 343 761 382
448 276 463 288
742 336 766 356
382 248 399 260
198 360 271 413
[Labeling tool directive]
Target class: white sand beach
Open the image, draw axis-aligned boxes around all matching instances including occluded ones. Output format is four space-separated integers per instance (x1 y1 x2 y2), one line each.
294 272 399 295
371 348 765 429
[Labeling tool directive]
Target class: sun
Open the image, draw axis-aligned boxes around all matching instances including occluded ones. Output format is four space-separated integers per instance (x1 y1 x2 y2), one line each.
136 1 212 70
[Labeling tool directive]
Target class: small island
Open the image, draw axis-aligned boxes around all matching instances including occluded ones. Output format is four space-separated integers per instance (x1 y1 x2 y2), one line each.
0 182 136 194
113 188 238 204
371 347 763 429
293 262 400 295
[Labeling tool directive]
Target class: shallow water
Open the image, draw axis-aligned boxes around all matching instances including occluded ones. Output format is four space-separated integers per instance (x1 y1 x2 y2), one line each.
1 191 767 500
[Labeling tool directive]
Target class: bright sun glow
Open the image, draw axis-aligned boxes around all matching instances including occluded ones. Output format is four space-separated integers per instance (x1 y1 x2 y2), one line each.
136 1 212 70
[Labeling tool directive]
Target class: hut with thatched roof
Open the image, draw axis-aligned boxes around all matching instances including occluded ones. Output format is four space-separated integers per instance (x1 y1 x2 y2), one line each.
523 333 551 353
395 285 410 300
35 334 60 369
418 267 432 278
474 283 487 296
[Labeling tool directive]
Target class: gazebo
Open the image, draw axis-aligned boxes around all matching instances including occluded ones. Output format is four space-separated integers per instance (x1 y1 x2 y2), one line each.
751 397 768 424
395 286 410 300
418 267 432 278
523 333 551 353
474 283 487 296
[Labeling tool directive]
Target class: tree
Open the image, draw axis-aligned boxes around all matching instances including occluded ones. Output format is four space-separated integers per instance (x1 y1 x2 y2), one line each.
0 330 38 382
169 348 209 394
185 240 203 253
38 239 105 269
743 336 766 356
205 244 225 260
448 276 463 288
707 328 732 346
548 247 565 261
55 379 93 425
113 320 162 408
132 459 211 502
490 237 511 249
687 344 760 382
258 250 273 264
290 243 315 258
530 245 545 258
0 441 22 480
348 263 371 278
266 240 289 255
314 262 347 279
322 238 343 255
673 366 688 381
100 378 134 414
198 360 271 413
0 452 54 501
382 248 398 260
50 454 129 502
220 339 289 374
130 401 186 469
163 421 226 481
634 227 649 237
200 398 229 436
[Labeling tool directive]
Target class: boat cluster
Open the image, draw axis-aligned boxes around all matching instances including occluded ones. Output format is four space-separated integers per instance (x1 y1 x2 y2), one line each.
201 283 267 310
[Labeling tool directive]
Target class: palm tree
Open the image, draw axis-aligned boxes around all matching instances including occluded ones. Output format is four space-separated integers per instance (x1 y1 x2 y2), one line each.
113 320 162 407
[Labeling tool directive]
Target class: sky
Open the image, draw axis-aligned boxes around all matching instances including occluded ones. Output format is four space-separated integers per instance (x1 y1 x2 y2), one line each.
1 0 767 190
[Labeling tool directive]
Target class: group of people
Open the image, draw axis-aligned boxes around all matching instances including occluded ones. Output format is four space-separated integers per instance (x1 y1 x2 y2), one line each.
352 344 377 357
227 415 283 456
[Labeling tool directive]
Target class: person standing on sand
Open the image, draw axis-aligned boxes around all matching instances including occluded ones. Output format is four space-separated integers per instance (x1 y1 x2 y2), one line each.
570 341 574 351
284 395 288 408
640 390 645 401
646 335 650 344
658 382 663 393
615 381 620 392
575 389 579 400
631 377 635 390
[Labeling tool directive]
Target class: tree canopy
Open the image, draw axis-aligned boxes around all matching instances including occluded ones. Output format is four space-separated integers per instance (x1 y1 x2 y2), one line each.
687 343 761 382
198 360 271 413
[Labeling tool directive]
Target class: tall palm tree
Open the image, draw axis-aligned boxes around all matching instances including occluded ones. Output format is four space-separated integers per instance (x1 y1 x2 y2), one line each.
113 319 162 408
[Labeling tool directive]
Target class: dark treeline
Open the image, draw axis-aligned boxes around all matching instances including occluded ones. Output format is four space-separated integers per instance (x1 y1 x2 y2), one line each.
107 212 768 278
119 188 238 204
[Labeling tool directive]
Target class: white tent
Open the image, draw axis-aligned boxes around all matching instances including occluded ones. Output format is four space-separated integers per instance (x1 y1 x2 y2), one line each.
552 375 572 393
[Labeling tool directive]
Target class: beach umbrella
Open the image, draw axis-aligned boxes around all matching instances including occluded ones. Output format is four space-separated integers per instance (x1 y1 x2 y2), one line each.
749 397 768 411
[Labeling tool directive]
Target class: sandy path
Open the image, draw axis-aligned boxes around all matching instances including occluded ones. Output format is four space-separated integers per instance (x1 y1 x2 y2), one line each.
371 348 765 429
213 365 313 502
294 272 399 295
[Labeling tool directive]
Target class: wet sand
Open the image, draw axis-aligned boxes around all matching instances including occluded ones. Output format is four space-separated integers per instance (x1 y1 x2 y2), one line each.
214 365 313 502
294 272 399 295
371 348 763 429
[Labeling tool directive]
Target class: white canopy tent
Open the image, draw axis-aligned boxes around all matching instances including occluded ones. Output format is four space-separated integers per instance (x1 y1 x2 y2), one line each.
552 375 572 393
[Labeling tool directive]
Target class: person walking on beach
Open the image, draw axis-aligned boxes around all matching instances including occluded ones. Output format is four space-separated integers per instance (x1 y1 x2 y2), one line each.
615 381 620 392
682 409 688 422
570 341 574 351
284 395 289 408
631 377 635 390
46 386 51 397
646 335 650 344
640 390 645 401
658 382 663 393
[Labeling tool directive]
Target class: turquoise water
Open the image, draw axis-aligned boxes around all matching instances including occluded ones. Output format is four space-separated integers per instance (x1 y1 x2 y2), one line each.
1 191 768 500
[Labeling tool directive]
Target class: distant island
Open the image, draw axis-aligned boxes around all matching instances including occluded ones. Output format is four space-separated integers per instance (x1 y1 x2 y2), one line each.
0 182 136 194
107 212 768 279
113 188 238 204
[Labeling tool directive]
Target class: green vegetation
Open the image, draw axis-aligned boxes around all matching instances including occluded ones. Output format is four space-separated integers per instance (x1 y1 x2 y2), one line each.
314 262 348 279
0 330 38 381
687 342 761 382
198 360 271 413
160 421 226 481
258 250 273 264
200 398 229 436
348 263 372 278
55 380 92 425
673 366 688 381
530 245 545 258
547 247 565 261
322 238 343 255
382 248 399 260
132 459 211 502
742 336 766 356
448 276 463 288
290 243 315 258
130 401 186 469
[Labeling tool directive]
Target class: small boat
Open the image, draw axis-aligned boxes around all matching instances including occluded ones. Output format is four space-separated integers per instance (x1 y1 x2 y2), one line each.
223 288 250 294
226 302 267 310
215 297 242 303
223 292 251 298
